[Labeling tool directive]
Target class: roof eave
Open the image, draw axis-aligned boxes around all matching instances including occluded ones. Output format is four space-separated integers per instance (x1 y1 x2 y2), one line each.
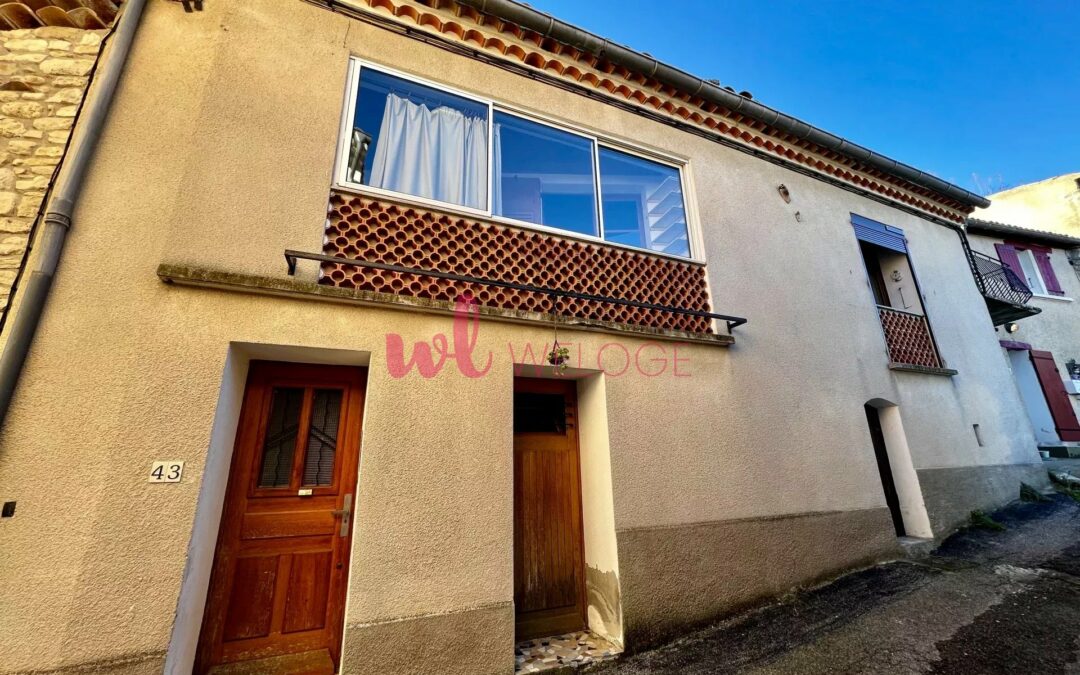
967 218 1080 249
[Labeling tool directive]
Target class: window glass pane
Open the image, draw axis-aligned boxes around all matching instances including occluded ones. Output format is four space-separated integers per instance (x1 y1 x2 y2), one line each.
599 147 690 257
349 68 488 210
302 389 343 487
493 112 598 236
1017 250 1045 294
513 392 567 433
258 387 304 488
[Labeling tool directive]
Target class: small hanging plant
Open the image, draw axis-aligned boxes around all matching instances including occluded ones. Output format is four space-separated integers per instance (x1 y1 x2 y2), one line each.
547 340 570 370
546 296 569 370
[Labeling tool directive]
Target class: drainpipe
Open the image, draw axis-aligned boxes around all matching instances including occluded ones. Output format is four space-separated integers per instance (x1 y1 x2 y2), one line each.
0 0 147 424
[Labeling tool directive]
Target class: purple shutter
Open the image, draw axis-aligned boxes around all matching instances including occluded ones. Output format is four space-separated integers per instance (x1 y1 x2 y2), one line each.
1033 250 1064 295
995 244 1028 291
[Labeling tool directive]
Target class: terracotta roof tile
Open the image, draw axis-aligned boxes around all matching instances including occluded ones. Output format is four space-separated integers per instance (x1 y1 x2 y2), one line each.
0 0 118 29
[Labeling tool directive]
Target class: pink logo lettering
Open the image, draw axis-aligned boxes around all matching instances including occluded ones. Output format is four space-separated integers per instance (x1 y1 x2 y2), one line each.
385 296 492 379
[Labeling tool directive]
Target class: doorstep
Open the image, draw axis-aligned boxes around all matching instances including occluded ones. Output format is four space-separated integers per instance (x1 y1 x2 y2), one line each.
515 630 621 673
897 536 935 560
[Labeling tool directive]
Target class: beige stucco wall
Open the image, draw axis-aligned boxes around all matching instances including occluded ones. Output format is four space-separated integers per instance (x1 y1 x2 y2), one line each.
978 173 1080 238
0 1 1045 673
969 232 1080 422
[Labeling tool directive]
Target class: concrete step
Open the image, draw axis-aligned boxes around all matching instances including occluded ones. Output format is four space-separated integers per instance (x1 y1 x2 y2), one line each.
898 536 935 559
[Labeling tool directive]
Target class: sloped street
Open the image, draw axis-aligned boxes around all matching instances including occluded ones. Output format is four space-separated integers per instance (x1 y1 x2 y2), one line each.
594 489 1080 675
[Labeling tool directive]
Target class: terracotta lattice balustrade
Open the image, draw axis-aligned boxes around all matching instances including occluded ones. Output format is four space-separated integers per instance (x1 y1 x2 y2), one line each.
320 191 714 333
878 306 943 369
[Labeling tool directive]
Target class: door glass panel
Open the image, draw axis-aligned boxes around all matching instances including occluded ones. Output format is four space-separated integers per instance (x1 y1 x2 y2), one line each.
513 392 567 433
302 389 344 487
258 387 304 488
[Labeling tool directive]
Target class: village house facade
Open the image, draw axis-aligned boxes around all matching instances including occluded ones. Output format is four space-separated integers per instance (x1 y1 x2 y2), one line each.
966 218 1080 453
0 1 1054 674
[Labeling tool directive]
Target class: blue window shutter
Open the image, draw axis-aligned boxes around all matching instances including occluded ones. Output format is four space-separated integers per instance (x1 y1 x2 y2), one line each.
851 214 906 253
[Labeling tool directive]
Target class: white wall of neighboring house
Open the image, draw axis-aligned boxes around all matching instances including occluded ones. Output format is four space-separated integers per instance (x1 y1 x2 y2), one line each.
969 232 1080 425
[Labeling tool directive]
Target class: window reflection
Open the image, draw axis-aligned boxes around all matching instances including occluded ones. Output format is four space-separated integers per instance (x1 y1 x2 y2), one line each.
493 112 598 236
350 69 489 210
513 392 568 433
599 147 690 257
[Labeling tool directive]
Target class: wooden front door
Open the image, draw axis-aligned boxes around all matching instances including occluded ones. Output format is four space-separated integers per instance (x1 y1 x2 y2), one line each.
196 362 367 674
513 378 587 641
1031 350 1080 442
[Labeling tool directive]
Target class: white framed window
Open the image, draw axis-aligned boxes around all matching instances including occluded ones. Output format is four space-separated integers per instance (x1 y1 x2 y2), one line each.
1016 249 1048 295
335 59 696 259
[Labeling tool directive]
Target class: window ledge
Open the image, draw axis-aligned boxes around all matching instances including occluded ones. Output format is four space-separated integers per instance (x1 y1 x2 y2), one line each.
888 362 958 377
1030 293 1074 303
156 263 734 348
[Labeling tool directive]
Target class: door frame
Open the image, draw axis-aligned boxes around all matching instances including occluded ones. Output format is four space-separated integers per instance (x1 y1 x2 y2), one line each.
865 403 905 537
512 376 589 641
194 361 367 673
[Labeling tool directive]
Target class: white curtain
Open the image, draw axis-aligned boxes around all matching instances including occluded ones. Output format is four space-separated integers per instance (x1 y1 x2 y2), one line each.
368 93 487 210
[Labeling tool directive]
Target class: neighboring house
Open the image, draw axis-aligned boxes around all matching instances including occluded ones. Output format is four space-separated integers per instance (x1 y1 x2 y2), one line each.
0 1 117 322
967 218 1080 453
0 2 1050 674
978 172 1080 239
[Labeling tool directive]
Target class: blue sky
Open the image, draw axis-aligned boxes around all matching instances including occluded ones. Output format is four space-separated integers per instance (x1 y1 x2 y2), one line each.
528 0 1079 195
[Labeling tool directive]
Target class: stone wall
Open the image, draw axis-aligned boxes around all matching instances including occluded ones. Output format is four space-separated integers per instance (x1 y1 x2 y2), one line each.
0 27 105 319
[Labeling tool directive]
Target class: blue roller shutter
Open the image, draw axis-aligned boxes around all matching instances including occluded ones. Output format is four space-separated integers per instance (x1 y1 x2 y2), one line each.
851 214 907 253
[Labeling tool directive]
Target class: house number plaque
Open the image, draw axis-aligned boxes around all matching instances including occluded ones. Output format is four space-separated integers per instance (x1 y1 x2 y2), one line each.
149 461 185 483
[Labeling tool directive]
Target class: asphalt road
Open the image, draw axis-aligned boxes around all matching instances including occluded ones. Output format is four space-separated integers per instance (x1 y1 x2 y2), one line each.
591 493 1080 675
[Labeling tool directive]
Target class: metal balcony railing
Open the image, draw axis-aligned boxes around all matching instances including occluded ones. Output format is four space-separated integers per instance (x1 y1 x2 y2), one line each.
877 306 943 369
285 250 749 331
969 250 1033 306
